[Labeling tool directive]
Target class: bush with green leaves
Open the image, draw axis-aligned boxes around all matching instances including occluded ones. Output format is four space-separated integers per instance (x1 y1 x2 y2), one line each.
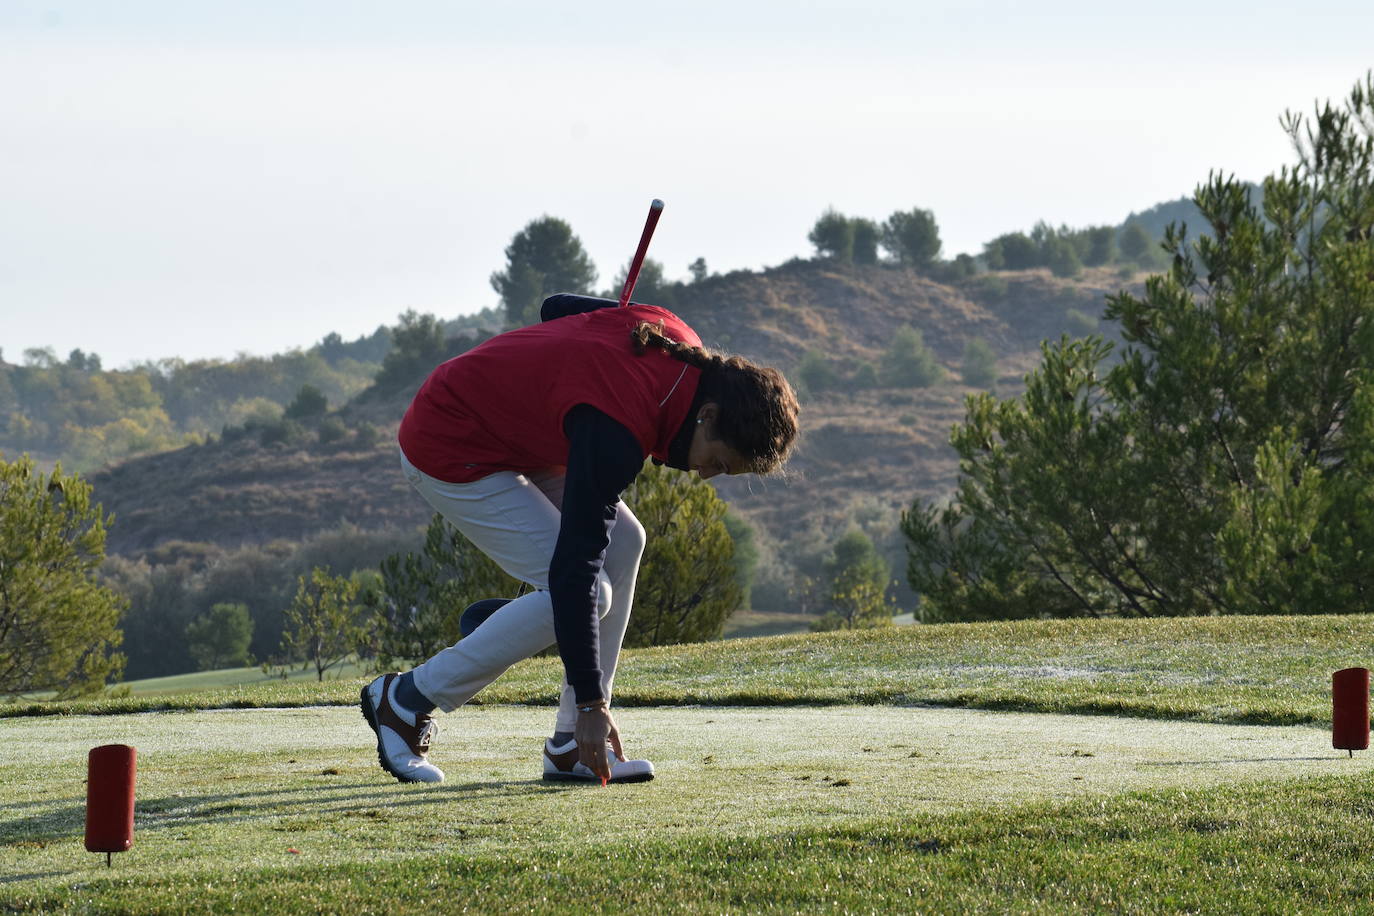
808 208 855 263
795 349 841 395
850 360 880 390
880 325 943 388
960 338 998 389
1044 236 1082 278
372 310 449 393
283 384 327 420
623 461 741 646
904 75 1374 621
808 210 899 266
184 602 254 670
983 231 1038 270
316 416 348 445
810 528 891 631
0 455 125 697
1082 225 1116 266
1117 220 1155 267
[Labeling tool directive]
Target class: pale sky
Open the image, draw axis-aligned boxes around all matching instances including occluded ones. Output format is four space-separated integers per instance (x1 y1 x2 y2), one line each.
3 1 1371 368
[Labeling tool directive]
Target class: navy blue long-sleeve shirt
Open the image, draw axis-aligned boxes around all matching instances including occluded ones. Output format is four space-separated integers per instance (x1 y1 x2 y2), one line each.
540 294 700 703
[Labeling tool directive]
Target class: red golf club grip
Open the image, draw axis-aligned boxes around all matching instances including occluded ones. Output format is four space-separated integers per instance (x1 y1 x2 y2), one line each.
618 199 664 307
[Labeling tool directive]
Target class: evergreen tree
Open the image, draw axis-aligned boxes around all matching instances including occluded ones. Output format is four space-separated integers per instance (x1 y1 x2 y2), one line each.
881 208 942 267
1044 236 1082 278
373 310 448 393
808 208 855 263
904 75 1374 621
490 216 598 326
852 218 881 266
1082 226 1117 266
983 232 1039 271
0 456 125 697
1118 220 1154 265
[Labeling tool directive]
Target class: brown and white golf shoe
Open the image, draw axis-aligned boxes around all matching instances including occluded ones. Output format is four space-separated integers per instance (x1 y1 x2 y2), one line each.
542 738 655 783
361 673 445 784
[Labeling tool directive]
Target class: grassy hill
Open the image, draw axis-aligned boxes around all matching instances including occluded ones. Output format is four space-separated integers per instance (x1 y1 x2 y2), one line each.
88 260 1139 565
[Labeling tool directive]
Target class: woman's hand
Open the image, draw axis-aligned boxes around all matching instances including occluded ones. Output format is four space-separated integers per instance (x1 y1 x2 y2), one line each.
574 705 623 784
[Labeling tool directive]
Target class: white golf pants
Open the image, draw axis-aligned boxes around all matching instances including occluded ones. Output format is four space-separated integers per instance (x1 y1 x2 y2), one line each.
400 450 645 733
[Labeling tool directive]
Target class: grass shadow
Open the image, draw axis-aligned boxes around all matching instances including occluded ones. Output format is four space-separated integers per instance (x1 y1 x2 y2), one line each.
1 776 593 846
1142 756 1339 767
0 805 85 846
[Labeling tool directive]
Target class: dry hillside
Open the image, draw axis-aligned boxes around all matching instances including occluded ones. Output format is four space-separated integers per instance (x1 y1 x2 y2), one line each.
91 260 1135 560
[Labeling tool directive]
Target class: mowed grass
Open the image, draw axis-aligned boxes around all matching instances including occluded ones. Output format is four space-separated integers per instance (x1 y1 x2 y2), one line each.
2 704 1369 913
113 659 374 696
8 613 1372 726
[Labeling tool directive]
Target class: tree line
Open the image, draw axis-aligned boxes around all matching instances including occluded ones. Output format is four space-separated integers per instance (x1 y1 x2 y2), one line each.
8 185 1151 476
0 308 506 474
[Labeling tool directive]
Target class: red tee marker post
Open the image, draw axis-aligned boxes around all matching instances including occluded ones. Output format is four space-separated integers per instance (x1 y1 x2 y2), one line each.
85 744 137 866
1332 668 1370 757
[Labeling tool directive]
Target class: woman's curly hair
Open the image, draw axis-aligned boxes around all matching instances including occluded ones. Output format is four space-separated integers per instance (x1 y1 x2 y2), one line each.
632 320 799 474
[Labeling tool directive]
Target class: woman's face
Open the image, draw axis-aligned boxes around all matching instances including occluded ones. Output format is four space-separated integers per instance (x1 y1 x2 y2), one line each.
687 403 746 479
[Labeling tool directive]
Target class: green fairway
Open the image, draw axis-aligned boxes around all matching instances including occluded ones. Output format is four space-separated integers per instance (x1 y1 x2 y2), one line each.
115 659 373 696
10 614 1373 727
5 614 1373 912
2 704 1368 913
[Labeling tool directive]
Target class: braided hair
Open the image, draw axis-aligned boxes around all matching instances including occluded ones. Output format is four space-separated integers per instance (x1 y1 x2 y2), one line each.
632 320 799 474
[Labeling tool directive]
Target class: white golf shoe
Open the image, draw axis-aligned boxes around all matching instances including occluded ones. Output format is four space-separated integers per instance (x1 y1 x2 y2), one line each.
542 738 655 783
360 673 445 784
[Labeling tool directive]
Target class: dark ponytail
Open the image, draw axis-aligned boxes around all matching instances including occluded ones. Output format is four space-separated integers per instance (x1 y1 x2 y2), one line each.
632 320 799 474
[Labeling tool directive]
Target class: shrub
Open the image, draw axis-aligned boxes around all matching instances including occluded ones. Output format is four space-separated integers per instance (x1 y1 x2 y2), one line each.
880 325 943 388
185 602 254 670
283 384 328 420
961 338 998 388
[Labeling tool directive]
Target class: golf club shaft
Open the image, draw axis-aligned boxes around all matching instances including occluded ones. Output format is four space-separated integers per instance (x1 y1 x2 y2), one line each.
617 199 665 307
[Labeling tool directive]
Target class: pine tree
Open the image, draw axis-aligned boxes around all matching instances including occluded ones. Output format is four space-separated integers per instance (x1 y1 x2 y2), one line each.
905 75 1374 621
0 455 125 696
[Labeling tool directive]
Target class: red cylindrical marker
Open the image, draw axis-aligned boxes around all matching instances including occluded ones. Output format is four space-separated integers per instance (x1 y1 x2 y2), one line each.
1333 668 1370 756
85 744 137 865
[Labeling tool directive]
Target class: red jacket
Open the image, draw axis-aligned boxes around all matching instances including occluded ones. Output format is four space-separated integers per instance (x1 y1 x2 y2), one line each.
399 304 702 482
